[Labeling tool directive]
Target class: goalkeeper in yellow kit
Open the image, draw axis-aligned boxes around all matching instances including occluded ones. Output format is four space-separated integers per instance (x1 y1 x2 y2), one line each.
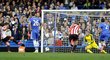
84 30 107 54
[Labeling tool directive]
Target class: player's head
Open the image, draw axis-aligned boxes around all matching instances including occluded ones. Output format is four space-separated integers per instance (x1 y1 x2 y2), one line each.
36 12 40 17
32 12 35 16
85 30 90 35
101 17 105 22
75 22 79 25
2 23 9 31
71 21 76 28
32 12 40 17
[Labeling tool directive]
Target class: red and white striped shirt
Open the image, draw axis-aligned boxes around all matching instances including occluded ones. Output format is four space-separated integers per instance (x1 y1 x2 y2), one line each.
69 24 80 35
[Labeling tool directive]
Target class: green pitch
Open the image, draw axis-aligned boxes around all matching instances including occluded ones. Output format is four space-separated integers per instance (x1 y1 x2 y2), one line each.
0 52 110 60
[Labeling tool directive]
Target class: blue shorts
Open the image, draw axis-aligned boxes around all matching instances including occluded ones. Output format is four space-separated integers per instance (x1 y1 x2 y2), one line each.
99 33 110 42
31 30 39 40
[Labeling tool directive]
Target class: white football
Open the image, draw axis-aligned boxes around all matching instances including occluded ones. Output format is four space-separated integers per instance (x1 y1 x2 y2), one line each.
45 47 50 52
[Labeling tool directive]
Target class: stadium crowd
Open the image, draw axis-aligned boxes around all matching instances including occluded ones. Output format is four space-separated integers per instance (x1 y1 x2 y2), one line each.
0 0 110 47
0 0 110 11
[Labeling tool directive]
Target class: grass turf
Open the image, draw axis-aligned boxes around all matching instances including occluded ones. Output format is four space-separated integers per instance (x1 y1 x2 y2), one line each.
0 52 110 60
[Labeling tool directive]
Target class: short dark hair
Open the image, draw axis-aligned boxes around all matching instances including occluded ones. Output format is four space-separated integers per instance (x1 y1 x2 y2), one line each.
32 12 36 16
101 18 105 22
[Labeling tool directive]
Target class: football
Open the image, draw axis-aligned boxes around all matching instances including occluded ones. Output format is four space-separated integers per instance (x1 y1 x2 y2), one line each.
45 47 50 52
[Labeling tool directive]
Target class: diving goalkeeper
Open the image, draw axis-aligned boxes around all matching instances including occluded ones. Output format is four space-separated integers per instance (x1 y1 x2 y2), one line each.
84 30 107 54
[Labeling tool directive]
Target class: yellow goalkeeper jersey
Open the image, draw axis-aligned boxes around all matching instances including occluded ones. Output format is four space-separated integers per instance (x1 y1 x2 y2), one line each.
84 34 95 43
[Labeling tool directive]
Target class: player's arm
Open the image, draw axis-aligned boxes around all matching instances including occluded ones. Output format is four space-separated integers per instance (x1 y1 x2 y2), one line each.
6 29 12 36
68 27 71 34
29 23 31 31
1 30 3 39
98 27 102 35
83 36 91 45
84 35 94 45
83 36 88 44
78 28 81 35
28 18 32 31
90 34 95 42
98 24 102 35
39 17 45 29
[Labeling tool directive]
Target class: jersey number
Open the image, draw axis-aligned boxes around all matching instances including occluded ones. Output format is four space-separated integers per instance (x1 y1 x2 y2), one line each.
105 25 109 29
33 20 39 26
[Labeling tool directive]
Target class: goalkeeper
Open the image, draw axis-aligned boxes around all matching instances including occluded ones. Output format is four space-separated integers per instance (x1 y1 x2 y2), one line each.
84 30 107 54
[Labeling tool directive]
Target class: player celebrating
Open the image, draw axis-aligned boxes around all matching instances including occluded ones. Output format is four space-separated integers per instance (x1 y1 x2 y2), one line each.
1 23 21 52
84 30 106 53
98 18 110 53
69 21 80 52
29 12 41 53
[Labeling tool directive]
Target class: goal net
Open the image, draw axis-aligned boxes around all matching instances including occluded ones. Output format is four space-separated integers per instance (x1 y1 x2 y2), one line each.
41 10 110 53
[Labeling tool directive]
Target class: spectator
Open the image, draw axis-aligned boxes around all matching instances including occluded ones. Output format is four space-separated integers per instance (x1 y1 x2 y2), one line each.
84 0 91 9
59 3 66 10
71 4 78 10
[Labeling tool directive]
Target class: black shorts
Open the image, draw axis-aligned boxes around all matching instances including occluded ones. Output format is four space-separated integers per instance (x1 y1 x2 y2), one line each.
2 36 11 43
69 34 78 42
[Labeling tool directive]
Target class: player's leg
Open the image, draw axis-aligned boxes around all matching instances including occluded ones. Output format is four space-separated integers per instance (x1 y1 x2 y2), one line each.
92 42 106 53
2 37 11 52
106 33 110 46
99 34 107 53
69 34 78 52
99 34 108 53
69 34 73 52
5 42 10 52
108 33 110 40
69 34 76 52
5 36 22 45
9 36 22 45
85 44 93 53
32 31 39 53
72 34 78 52
106 33 110 45
70 40 75 52
71 40 78 52
98 41 107 53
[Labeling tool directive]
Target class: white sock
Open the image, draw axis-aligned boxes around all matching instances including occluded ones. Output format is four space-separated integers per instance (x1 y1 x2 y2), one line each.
98 43 102 49
33 40 39 52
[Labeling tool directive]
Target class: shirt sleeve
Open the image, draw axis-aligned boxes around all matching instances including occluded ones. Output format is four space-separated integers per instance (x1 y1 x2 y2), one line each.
39 18 41 24
98 23 103 29
90 34 95 41
28 18 31 24
6 30 12 36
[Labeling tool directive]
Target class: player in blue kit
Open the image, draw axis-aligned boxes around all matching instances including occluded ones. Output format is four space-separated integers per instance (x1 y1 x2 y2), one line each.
98 18 110 53
29 12 41 53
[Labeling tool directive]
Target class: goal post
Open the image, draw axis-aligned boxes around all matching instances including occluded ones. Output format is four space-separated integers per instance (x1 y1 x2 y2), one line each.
41 10 110 53
41 10 44 53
